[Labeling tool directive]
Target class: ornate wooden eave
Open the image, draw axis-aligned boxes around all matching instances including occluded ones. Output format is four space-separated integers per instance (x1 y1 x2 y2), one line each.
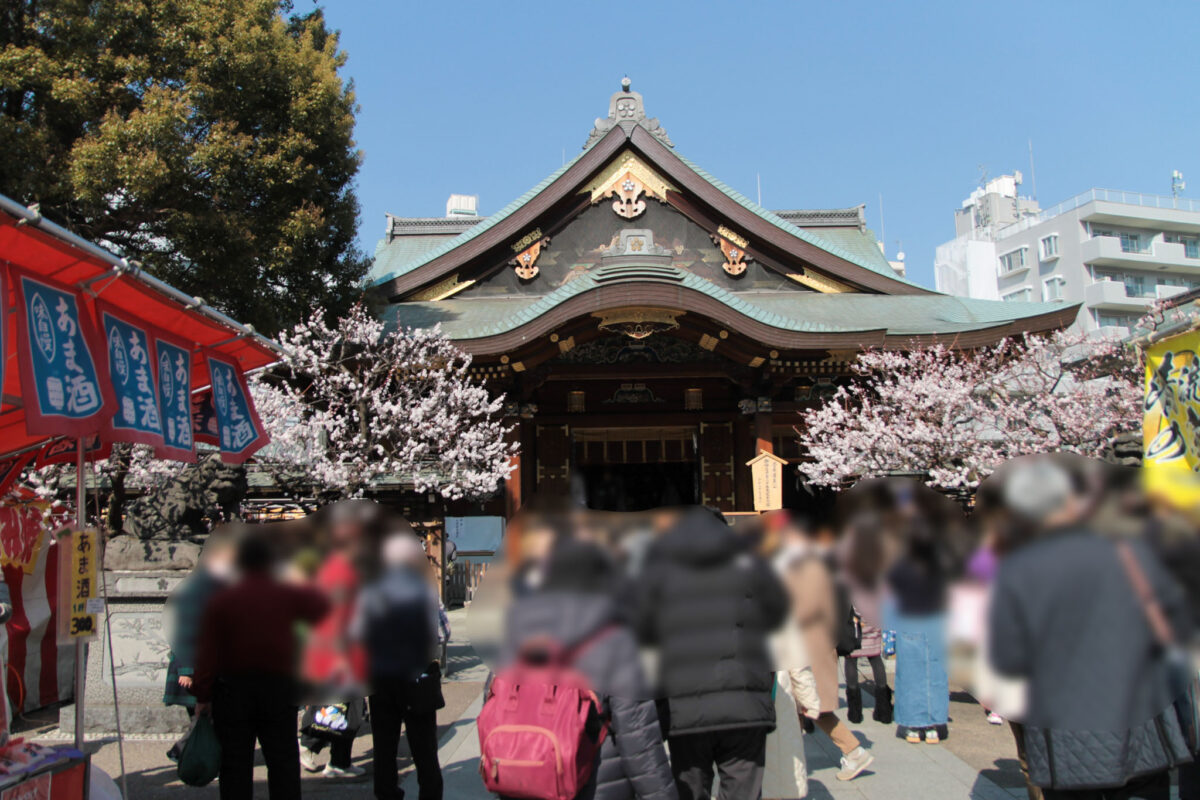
375 125 922 303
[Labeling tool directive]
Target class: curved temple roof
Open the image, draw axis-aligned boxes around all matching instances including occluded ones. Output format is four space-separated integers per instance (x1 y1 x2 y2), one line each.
374 80 1077 353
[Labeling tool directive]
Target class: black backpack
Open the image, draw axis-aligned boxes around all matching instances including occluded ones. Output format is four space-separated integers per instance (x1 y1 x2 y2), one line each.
834 581 863 657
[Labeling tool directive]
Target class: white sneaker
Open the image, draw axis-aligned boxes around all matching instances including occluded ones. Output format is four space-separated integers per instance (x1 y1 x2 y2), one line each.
836 746 875 781
986 711 1004 725
924 729 940 744
299 746 321 773
322 764 366 778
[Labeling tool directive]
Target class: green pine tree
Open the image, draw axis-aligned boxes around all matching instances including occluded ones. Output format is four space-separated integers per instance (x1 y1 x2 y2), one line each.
0 0 368 334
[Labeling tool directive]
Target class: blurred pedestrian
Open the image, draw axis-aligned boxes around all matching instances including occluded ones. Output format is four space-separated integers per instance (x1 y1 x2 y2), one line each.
498 536 676 800
840 513 892 726
163 530 235 762
358 531 445 800
300 500 375 778
782 519 875 780
637 506 789 800
989 458 1192 800
887 521 951 744
194 532 330 800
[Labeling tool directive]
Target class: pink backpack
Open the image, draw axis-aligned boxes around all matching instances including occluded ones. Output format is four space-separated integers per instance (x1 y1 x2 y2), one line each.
478 628 615 800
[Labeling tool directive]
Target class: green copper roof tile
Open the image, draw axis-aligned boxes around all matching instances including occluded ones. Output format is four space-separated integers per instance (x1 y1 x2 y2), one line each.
369 151 588 288
671 152 924 288
385 267 1070 340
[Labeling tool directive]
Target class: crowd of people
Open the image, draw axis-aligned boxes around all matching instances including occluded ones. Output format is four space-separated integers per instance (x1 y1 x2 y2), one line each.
162 500 448 800
158 453 1198 800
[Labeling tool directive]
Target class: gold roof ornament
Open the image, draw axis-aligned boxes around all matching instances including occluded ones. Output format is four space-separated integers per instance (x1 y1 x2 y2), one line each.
583 152 677 220
592 307 683 339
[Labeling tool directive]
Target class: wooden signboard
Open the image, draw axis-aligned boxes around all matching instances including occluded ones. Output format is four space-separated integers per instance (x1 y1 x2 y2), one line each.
746 451 788 512
56 529 100 642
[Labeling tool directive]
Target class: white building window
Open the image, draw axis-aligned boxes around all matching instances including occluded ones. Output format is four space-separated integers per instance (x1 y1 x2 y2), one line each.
1002 287 1033 303
1043 276 1066 301
998 247 1028 274
1040 234 1059 260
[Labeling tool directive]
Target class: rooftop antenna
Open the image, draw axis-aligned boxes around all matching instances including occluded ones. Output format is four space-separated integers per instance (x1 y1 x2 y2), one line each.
977 164 989 188
878 193 887 257
1172 170 1186 207
756 173 762 206
1028 139 1038 202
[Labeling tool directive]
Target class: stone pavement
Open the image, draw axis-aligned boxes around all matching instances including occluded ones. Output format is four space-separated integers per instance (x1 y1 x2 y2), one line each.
23 611 1112 799
422 667 1024 800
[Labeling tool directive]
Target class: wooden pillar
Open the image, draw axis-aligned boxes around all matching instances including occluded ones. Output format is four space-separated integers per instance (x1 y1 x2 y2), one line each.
504 419 523 519
754 407 773 456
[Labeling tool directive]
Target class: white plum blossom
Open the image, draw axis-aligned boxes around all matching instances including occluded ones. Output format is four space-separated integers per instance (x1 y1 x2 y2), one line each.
797 331 1142 491
256 303 516 500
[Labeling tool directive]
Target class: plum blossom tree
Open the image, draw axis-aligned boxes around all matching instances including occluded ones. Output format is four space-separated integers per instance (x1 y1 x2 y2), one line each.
19 304 515 533
253 303 516 500
797 331 1142 491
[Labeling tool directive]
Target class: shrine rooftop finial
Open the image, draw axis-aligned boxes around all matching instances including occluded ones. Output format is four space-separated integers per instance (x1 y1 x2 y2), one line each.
584 76 673 151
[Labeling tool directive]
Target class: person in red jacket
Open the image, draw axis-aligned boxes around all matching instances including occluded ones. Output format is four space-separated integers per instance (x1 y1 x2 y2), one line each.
299 500 376 777
194 531 330 800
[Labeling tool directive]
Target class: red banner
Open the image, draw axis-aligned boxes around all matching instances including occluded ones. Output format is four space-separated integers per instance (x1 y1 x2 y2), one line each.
33 437 111 468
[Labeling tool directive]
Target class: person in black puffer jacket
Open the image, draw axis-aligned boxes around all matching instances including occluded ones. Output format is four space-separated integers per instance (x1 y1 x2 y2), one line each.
502 538 677 800
635 507 790 800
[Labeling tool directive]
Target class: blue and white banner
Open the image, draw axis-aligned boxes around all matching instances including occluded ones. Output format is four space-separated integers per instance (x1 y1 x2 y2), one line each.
206 351 269 464
152 333 196 462
10 267 114 437
97 302 164 448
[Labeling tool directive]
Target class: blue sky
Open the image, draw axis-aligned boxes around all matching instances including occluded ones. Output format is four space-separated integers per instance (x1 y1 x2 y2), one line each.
322 0 1199 290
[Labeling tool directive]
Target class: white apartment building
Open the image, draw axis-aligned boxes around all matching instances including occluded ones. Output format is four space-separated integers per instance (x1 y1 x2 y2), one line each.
935 178 1200 336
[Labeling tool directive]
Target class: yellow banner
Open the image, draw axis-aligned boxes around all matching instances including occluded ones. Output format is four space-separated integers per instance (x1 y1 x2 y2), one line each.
67 529 99 639
1143 328 1200 514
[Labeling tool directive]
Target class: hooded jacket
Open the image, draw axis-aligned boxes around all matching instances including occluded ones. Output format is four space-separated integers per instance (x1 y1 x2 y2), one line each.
989 529 1193 790
503 592 677 800
636 508 790 736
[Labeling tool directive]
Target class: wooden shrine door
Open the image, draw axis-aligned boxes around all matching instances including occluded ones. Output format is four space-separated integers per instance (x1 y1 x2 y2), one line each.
698 421 735 511
536 424 571 497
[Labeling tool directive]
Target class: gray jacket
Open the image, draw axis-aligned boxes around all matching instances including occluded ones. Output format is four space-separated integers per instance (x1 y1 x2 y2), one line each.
990 529 1193 790
503 592 677 800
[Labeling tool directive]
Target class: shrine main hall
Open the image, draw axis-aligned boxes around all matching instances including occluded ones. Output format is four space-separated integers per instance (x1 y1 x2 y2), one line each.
370 81 1075 515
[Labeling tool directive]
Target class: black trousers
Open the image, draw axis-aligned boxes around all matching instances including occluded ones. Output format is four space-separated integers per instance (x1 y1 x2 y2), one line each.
369 680 442 800
668 728 767 800
1180 762 1199 800
300 729 354 768
844 655 888 692
1042 770 1171 800
212 676 300 800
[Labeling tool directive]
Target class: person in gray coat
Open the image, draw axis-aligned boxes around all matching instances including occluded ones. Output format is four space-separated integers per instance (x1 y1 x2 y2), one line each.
501 538 677 800
989 458 1193 800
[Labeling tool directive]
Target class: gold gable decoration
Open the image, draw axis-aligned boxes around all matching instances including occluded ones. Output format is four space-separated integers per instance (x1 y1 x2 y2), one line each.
592 307 683 340
510 228 549 280
583 153 677 220
787 271 853 294
407 273 475 301
712 225 751 276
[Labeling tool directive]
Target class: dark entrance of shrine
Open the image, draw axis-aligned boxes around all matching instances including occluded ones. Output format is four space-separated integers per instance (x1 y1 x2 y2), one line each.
578 462 697 511
571 426 699 511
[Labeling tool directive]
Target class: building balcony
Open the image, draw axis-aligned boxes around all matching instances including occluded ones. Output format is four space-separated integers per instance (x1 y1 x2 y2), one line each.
1081 236 1200 270
1083 280 1155 310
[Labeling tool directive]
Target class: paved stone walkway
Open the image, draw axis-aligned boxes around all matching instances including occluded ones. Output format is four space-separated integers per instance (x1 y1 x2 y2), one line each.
36 610 1182 799
416 686 1019 800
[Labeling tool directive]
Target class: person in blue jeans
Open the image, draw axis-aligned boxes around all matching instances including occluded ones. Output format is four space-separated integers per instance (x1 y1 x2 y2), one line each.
886 521 950 744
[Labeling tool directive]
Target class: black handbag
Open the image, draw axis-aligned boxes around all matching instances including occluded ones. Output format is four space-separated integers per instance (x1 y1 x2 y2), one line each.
406 661 446 715
300 698 364 742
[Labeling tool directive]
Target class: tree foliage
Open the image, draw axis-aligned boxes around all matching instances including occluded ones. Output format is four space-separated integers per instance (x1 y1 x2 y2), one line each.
798 332 1143 491
0 0 368 334
251 304 517 501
